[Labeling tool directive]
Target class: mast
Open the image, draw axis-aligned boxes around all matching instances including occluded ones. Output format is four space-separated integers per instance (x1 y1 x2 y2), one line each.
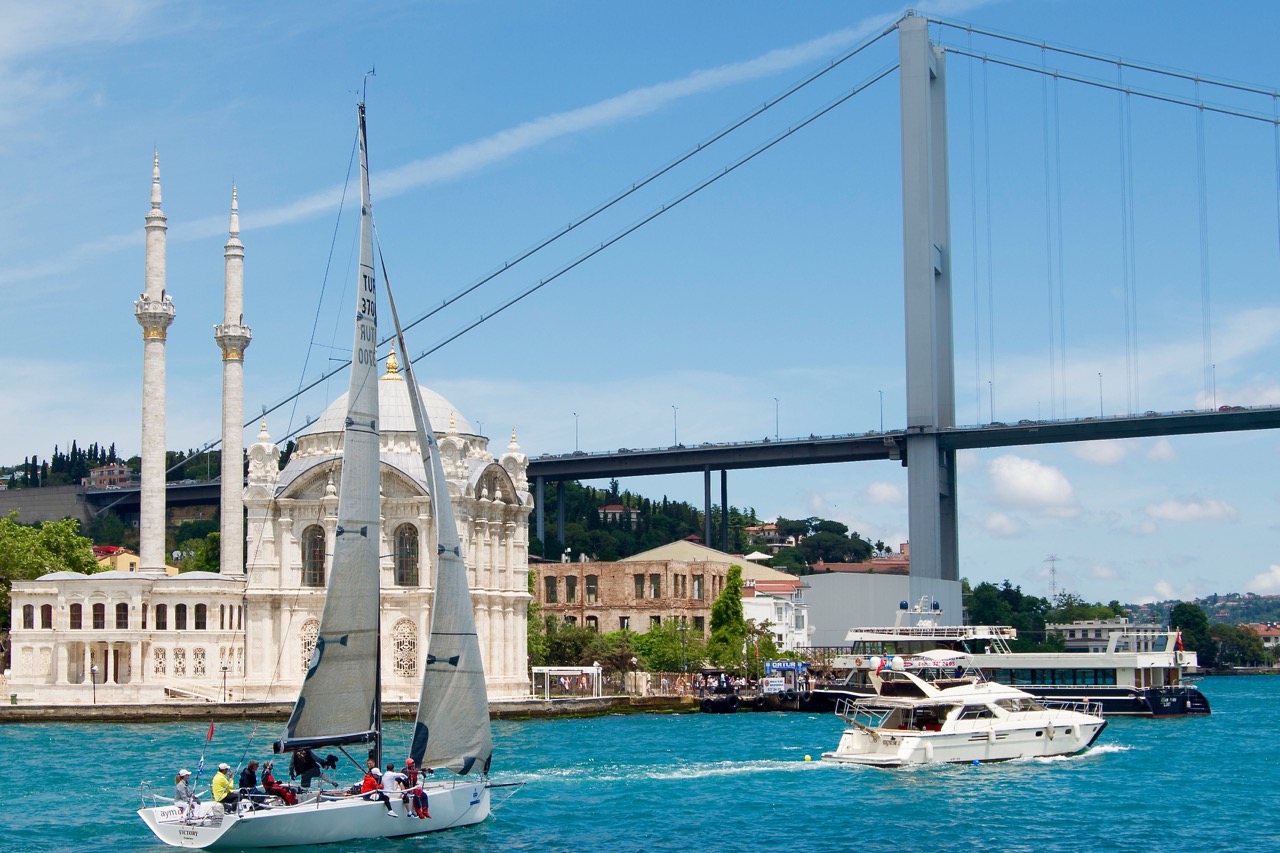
277 102 383 759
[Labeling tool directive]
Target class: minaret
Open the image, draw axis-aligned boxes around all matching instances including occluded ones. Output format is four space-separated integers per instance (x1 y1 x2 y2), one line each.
215 186 252 574
134 151 176 572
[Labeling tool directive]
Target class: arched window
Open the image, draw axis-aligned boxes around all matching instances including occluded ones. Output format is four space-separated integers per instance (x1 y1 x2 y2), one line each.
392 618 418 679
175 604 188 631
195 604 207 630
115 602 129 629
155 603 167 630
302 526 326 587
394 524 419 586
300 619 320 674
585 574 598 604
21 605 34 630
70 603 82 630
92 603 106 630
40 604 53 629
585 615 599 632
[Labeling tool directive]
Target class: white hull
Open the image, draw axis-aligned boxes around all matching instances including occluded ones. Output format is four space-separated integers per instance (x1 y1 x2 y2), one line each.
139 781 489 849
822 714 1106 767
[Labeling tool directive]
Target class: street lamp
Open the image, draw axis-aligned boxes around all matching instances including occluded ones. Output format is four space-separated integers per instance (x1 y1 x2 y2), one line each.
90 664 98 705
671 406 678 446
678 622 689 673
573 412 579 451
630 656 638 695
222 664 230 703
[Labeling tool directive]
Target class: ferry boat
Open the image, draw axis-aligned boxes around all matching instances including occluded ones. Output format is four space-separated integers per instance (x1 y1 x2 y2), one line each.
821 650 1107 767
812 600 1209 717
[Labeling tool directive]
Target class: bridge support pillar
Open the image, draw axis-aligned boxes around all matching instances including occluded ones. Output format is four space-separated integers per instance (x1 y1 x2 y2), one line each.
900 15 958 581
703 466 712 546
535 476 545 553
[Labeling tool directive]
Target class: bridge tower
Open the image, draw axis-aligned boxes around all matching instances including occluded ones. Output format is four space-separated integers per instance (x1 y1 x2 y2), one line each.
899 16 958 581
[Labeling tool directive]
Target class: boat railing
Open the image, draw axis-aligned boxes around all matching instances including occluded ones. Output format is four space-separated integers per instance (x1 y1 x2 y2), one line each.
1038 699 1103 717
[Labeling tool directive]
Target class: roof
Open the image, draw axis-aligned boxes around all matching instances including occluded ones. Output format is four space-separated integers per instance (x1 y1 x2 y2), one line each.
811 560 909 576
302 373 473 438
621 540 744 564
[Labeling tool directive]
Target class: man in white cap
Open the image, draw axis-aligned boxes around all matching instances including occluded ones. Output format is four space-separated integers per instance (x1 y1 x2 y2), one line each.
212 762 239 811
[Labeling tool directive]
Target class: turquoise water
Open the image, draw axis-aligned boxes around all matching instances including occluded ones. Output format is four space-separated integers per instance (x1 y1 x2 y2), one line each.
3 676 1271 852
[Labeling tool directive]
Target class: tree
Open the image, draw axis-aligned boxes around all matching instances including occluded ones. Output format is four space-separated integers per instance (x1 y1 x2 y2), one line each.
1170 602 1210 660
632 621 706 673
707 565 748 671
0 512 97 635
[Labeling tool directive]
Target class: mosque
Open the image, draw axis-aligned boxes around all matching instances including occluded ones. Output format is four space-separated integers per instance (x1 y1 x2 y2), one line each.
7 158 534 704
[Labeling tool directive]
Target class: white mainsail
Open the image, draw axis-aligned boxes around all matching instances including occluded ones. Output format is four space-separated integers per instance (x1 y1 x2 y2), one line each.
277 102 383 755
384 247 493 776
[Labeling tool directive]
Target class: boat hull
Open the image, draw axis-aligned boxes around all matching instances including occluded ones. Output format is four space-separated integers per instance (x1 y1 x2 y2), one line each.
809 683 1210 717
821 718 1106 767
139 781 490 849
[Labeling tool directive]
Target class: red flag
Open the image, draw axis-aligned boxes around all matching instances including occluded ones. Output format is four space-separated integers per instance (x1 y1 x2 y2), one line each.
206 722 215 743
1175 632 1184 652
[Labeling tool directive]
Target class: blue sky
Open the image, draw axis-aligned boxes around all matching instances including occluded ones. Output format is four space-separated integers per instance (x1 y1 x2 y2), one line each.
3 0 1279 607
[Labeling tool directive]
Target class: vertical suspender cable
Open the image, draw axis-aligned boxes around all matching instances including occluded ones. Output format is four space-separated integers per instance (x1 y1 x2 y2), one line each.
1196 82 1213 407
1117 64 1134 417
968 31 982 425
984 59 997 422
1124 86 1139 414
1054 73 1068 419
1042 47 1057 419
1273 96 1280 282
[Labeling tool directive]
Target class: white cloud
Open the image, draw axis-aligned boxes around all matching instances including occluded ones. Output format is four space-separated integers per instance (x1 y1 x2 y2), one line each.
1087 564 1118 581
983 512 1023 537
865 481 904 504
1245 565 1280 594
1145 499 1237 523
1147 438 1175 461
988 454 1078 516
1072 440 1126 465
1127 520 1158 536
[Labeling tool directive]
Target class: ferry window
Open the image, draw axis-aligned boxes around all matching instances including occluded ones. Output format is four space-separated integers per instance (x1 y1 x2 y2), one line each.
1012 669 1033 684
1078 669 1096 685
155 603 167 630
175 604 187 631
21 605 34 629
958 706 995 719
1102 669 1117 685
544 576 557 604
394 524 419 586
41 604 53 629
634 574 645 599
70 603 82 630
565 576 577 603
585 575 598 604
116 602 129 629
195 604 207 630
1153 635 1168 652
92 603 106 630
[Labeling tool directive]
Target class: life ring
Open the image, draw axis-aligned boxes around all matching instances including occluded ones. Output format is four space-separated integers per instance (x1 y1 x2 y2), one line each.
854 657 863 666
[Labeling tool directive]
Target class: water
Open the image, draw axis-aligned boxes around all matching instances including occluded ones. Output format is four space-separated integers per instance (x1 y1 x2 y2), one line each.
4 676 1272 852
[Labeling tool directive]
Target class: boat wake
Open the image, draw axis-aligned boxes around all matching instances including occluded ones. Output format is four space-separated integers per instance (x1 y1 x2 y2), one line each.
499 758 827 785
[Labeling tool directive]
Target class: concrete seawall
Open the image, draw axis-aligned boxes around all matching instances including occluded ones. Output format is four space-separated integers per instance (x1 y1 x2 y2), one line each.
0 694 693 724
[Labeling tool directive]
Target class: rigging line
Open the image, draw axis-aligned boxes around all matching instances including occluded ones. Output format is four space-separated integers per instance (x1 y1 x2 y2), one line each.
944 47 1280 126
1274 94 1280 282
403 65 900 369
928 15 1280 100
968 28 982 425
1053 73 1067 418
1196 84 1214 405
1041 47 1056 419
386 25 897 347
288 129 360 438
983 58 996 423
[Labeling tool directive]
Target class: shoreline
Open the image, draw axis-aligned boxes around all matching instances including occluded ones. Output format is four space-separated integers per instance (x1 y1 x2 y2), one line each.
0 694 694 724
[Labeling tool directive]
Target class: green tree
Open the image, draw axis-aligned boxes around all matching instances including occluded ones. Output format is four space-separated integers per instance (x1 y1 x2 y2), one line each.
707 565 748 671
632 620 707 673
176 532 220 573
527 570 548 666
0 512 97 635
1170 602 1211 660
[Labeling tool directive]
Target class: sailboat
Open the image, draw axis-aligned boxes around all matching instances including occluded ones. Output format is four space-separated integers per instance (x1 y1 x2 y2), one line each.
139 102 494 848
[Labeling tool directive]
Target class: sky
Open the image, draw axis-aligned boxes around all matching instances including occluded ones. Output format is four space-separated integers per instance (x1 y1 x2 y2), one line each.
3 0 1279 607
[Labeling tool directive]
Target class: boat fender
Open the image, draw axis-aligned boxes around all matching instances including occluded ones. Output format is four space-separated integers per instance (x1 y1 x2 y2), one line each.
700 698 713 713
986 729 996 743
1045 725 1055 740
784 691 797 702
1069 723 1080 740
924 741 934 762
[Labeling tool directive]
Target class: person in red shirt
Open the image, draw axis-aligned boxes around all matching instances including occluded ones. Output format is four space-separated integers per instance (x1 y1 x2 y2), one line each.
401 758 431 819
360 767 396 816
262 761 297 806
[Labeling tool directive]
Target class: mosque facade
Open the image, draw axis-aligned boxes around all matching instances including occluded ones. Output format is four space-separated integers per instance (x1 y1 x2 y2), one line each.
6 161 533 704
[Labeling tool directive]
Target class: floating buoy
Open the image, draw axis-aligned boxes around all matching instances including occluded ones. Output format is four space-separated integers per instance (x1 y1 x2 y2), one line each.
804 755 811 762
971 759 980 766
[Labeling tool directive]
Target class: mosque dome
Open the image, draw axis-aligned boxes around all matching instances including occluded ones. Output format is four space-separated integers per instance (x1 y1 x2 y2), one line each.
301 350 474 437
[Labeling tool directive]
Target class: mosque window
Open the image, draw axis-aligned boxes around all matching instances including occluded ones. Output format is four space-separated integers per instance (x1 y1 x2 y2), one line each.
153 647 166 676
394 524 419 586
302 526 326 587
544 576 557 603
116 602 129 629
40 604 53 629
92 603 106 630
392 619 417 678
70 603 82 630
173 647 186 677
300 619 320 673
193 647 206 677
195 604 207 630
155 604 167 630
175 604 188 631
22 605 34 630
